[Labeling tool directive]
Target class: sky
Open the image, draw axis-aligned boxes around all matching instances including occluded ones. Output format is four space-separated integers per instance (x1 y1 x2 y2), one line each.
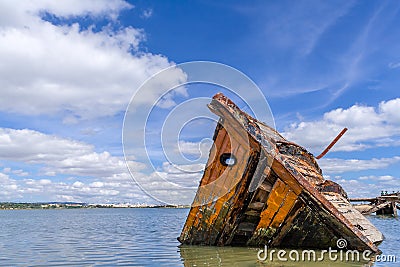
0 0 399 204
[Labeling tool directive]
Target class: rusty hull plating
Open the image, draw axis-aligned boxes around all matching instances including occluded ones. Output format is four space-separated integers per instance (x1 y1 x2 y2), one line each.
178 93 384 253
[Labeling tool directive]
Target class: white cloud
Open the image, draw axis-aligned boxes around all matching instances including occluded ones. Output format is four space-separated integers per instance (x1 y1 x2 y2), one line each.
0 1 194 203
388 61 400 69
0 0 132 27
282 98 400 154
358 175 398 184
2 167 29 177
330 175 400 198
0 128 93 163
0 127 201 204
0 127 146 178
319 156 400 174
379 98 400 124
141 8 153 19
0 155 154 202
0 0 187 120
0 173 146 203
158 162 204 187
72 181 84 188
0 167 198 204
176 140 213 157
0 172 19 197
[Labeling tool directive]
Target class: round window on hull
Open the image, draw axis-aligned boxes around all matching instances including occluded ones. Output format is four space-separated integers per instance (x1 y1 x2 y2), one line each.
220 153 237 167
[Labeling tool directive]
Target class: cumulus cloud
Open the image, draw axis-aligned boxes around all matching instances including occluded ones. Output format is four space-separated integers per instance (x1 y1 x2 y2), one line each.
2 167 29 177
0 127 137 201
0 1 195 204
0 128 92 163
282 98 400 153
177 140 213 156
283 99 400 196
0 127 201 204
0 0 187 120
0 127 145 178
330 175 400 198
0 0 132 26
0 171 150 203
0 173 19 197
319 156 400 174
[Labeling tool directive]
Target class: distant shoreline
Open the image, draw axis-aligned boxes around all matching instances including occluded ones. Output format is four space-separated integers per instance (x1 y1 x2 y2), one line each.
0 202 190 210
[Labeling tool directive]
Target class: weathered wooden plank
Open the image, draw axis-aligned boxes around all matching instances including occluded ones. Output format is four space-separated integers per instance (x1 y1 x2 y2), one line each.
259 182 272 192
271 159 303 195
255 179 288 230
270 200 304 246
199 126 227 186
217 157 260 245
248 202 265 210
270 190 298 229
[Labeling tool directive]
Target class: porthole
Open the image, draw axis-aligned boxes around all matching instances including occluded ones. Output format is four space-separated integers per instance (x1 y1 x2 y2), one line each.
220 153 237 167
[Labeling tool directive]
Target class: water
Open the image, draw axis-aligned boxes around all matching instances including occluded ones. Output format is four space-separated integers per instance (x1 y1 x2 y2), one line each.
0 208 397 266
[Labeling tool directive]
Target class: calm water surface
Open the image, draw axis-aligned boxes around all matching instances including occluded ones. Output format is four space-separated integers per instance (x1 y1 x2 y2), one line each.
0 208 397 266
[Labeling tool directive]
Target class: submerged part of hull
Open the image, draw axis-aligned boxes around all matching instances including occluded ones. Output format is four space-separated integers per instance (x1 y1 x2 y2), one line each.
178 93 383 253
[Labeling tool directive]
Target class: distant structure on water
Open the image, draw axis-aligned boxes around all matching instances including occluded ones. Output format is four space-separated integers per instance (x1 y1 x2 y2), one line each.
351 191 400 217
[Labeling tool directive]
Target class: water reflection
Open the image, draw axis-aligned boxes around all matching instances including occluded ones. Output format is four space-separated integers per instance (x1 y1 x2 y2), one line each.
179 245 373 267
368 215 399 266
178 214 400 267
0 209 397 266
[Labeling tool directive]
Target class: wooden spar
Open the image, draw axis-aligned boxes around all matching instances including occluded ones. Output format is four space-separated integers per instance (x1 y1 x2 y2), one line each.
316 128 348 159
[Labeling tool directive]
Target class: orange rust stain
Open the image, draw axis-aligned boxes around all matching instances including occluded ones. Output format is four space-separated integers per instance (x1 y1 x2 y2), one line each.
255 175 299 233
180 206 200 237
270 201 304 246
191 209 203 228
186 207 198 225
257 179 288 230
206 189 235 226
270 190 298 229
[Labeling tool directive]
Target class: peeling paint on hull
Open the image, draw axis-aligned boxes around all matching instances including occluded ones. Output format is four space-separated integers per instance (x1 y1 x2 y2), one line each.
178 93 383 254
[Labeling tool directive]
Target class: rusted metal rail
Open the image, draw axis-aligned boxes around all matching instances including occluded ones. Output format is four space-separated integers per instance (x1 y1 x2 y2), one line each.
316 128 348 159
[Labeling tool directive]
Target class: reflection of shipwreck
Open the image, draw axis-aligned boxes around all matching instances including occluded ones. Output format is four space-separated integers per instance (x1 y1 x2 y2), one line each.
178 93 383 253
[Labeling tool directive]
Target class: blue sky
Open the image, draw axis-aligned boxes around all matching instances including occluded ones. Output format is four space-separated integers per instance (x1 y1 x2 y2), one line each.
0 0 399 204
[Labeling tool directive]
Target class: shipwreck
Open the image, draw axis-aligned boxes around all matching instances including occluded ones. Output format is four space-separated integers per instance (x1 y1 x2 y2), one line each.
178 93 383 253
351 191 400 216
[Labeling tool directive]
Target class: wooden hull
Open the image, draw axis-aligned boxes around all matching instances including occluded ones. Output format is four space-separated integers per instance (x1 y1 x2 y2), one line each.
178 93 383 253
